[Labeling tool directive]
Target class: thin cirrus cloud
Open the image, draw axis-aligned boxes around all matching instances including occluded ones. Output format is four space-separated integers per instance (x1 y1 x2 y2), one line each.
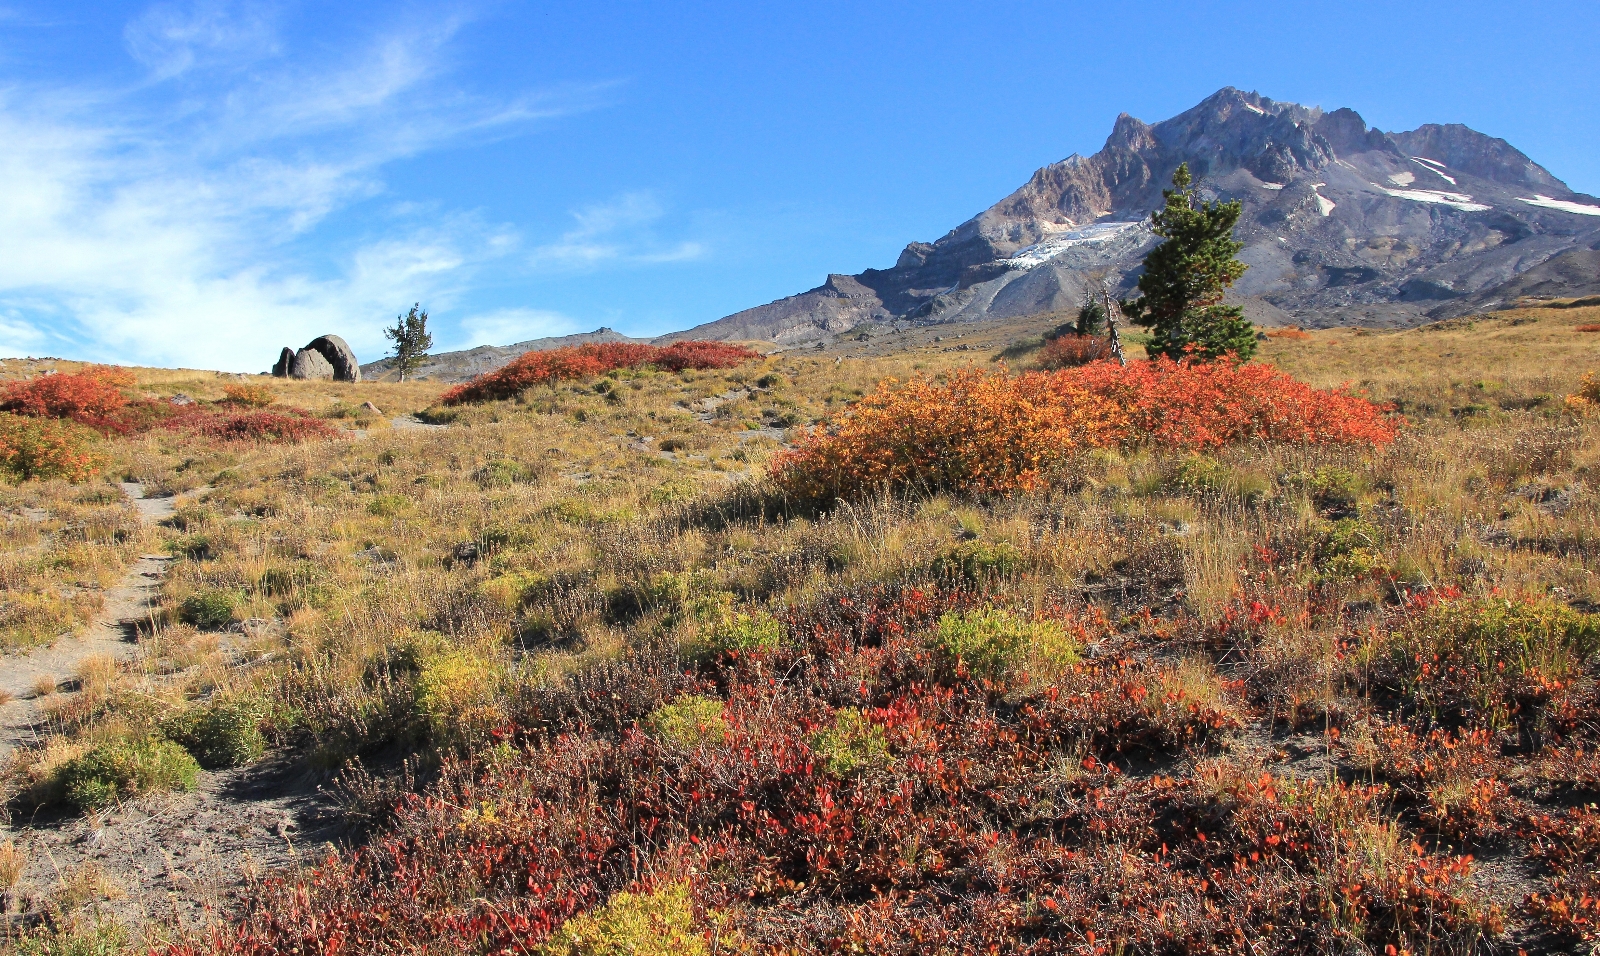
0 3 617 372
530 192 707 271
453 307 584 352
123 1 281 80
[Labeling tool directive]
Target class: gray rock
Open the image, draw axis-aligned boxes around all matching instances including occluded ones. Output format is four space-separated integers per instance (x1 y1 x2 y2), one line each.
305 335 361 382
290 348 334 380
271 347 294 378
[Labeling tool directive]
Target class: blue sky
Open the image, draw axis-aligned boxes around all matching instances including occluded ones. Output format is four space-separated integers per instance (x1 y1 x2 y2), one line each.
1 1 1595 371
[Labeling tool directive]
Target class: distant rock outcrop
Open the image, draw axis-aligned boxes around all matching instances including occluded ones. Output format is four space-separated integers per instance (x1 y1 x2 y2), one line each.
272 336 362 382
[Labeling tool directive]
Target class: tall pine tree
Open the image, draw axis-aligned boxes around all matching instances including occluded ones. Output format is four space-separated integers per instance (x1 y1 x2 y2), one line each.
1121 164 1256 361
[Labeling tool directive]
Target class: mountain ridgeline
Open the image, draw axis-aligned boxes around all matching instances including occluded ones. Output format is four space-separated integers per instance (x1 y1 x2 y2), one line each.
668 87 1600 344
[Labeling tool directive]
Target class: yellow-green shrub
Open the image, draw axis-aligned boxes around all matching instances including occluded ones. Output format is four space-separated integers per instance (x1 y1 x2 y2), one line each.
808 708 890 776
931 608 1078 683
539 882 705 956
643 695 726 748
57 736 199 809
415 649 503 745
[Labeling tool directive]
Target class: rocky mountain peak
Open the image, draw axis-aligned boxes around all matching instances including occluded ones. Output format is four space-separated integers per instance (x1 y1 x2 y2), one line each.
654 88 1600 346
1389 124 1566 190
1104 113 1155 153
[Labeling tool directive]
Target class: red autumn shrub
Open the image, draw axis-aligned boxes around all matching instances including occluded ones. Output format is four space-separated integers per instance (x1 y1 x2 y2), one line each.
171 586 1491 956
773 358 1397 500
1064 356 1398 448
0 366 134 432
652 340 763 372
440 341 761 405
1267 326 1313 340
1036 333 1116 369
0 413 102 482
1575 324 1600 333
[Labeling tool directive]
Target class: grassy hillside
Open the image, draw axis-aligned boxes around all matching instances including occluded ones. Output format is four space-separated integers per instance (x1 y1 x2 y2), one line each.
1 305 1599 953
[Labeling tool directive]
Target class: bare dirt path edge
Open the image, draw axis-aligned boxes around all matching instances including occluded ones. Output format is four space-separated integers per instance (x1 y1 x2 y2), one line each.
0 483 177 760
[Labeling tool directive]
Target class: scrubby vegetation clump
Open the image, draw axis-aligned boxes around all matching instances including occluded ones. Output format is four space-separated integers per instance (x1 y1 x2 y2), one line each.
773 357 1396 501
440 340 762 405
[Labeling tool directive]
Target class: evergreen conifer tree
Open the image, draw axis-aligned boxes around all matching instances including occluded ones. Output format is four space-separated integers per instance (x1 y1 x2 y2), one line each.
384 303 434 382
1075 293 1106 337
1121 164 1256 361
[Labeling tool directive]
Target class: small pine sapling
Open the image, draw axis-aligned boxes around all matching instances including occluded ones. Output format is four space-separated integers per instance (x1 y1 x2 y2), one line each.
384 304 434 382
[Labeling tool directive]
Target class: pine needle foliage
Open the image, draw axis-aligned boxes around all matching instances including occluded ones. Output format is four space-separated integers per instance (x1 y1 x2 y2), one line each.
1122 163 1256 361
385 304 435 382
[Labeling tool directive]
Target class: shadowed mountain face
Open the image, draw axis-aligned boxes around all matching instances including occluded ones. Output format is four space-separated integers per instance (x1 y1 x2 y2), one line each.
670 87 1600 343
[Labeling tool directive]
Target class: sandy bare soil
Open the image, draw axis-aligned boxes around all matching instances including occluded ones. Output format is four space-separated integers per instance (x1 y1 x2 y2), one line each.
0 483 342 938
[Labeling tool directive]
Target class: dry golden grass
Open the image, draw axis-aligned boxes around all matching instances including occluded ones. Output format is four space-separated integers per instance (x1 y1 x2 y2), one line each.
1 306 1598 948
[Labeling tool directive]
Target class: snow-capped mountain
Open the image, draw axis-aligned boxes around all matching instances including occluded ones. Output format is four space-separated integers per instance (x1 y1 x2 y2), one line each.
671 87 1600 343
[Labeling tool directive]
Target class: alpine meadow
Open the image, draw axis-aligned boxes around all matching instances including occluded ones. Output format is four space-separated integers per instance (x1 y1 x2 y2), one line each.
2 31 1600 956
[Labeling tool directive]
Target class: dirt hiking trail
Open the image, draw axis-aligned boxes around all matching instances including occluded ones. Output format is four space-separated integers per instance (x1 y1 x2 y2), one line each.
0 483 342 936
0 483 175 760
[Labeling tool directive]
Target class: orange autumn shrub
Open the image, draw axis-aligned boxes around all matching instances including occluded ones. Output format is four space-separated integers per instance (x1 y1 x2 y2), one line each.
0 365 134 432
1267 326 1313 340
772 367 1124 500
0 413 102 482
441 341 760 405
773 358 1396 500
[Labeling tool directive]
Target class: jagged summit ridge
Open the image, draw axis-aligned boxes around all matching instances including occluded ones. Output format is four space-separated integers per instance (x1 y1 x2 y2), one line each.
668 87 1600 342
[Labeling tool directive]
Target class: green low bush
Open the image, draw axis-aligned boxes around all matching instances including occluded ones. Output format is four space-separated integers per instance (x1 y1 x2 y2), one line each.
164 694 268 769
808 708 890 777
1380 596 1600 723
930 541 1022 583
58 737 200 809
180 588 241 629
644 695 727 748
931 608 1078 683
709 610 783 653
1312 517 1386 581
1307 466 1365 511
539 882 705 956
367 493 410 517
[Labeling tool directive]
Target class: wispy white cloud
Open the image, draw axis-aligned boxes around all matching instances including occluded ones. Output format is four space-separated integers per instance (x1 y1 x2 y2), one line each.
531 192 710 270
453 307 578 351
124 1 280 80
0 4 612 371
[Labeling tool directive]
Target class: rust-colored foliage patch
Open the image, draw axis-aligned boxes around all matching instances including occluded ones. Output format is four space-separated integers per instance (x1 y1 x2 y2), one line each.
773 358 1397 501
440 341 762 405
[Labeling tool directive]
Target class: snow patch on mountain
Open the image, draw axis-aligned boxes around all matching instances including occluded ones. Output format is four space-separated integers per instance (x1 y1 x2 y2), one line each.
1312 184 1336 216
1005 222 1144 269
1388 172 1415 186
1410 157 1457 185
1378 187 1490 212
1517 195 1600 216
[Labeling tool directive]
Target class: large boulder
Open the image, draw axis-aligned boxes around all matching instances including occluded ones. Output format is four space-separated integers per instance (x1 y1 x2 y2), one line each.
306 335 361 382
271 347 294 377
289 347 334 380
